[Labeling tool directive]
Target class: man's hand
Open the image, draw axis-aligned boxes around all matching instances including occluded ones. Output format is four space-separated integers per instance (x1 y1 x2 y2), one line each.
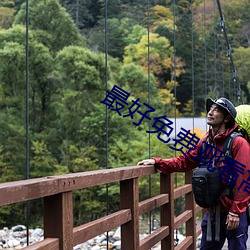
137 159 155 166
226 213 240 230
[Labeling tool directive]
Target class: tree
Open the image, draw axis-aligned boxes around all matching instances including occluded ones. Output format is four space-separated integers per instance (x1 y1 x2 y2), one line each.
0 25 56 132
0 6 15 29
86 17 139 60
61 0 102 29
14 0 84 52
117 62 164 113
234 46 250 102
47 46 108 166
147 5 174 33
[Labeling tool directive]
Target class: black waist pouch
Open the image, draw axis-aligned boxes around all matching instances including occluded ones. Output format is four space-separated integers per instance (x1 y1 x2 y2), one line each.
192 167 221 208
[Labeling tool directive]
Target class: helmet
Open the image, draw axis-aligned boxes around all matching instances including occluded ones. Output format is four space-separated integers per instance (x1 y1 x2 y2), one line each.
206 97 237 119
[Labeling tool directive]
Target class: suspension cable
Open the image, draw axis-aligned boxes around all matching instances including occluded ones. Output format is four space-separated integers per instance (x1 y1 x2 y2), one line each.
172 0 179 245
104 0 109 248
213 0 217 96
216 0 242 104
173 1 177 158
203 0 207 98
147 0 152 234
191 0 195 127
25 0 30 245
191 0 195 134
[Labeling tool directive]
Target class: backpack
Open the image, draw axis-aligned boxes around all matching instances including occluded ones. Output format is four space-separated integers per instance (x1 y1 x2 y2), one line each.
235 105 250 142
192 132 240 208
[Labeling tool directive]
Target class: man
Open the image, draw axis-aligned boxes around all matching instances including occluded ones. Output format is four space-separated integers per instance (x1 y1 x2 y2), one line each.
138 97 250 250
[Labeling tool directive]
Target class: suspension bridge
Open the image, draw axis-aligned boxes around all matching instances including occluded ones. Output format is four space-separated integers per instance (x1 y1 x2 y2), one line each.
0 0 248 249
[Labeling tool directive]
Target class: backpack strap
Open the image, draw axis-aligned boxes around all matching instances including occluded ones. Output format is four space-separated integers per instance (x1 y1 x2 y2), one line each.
222 132 242 200
223 131 242 157
207 132 241 242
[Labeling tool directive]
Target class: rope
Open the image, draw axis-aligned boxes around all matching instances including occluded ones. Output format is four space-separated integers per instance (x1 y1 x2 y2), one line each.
147 0 152 234
219 37 225 96
203 0 207 98
213 0 217 96
191 0 195 127
216 0 242 104
104 0 109 248
25 0 30 245
173 0 176 124
172 0 179 245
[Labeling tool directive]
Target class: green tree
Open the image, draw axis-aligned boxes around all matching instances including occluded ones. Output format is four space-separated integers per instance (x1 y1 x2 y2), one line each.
234 46 250 102
30 141 57 177
0 6 15 29
14 0 84 52
61 0 101 28
0 25 56 132
87 17 138 60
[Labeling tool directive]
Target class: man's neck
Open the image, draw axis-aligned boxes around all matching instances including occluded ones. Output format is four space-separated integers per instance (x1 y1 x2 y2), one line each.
211 126 227 137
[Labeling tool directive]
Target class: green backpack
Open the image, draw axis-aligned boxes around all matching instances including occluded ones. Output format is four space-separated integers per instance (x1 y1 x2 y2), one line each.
235 105 250 142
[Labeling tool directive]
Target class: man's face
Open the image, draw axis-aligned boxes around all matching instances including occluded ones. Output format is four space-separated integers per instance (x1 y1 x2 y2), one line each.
207 104 226 127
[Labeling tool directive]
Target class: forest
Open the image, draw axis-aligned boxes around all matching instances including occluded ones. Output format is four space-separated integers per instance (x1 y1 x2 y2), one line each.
0 0 249 228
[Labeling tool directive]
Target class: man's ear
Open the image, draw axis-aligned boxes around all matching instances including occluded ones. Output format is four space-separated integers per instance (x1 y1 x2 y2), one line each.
224 114 232 123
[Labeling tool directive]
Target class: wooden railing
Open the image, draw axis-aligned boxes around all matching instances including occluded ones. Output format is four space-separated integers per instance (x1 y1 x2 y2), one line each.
0 165 203 250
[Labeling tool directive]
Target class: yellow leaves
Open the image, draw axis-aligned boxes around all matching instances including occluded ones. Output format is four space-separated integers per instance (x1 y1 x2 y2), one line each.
0 7 15 29
174 56 186 77
200 112 207 118
166 80 179 91
158 88 174 105
183 99 193 114
124 31 186 84
124 33 173 74
148 5 174 32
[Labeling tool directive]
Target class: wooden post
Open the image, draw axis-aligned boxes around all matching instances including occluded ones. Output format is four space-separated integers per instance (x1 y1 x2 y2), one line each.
44 192 73 250
161 173 174 250
120 178 139 250
185 171 196 250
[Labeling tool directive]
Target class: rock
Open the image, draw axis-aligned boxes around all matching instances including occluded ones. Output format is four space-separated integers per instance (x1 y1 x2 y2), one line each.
108 236 116 243
95 234 106 243
0 230 7 238
7 239 20 247
12 231 25 238
73 243 87 249
15 245 23 249
11 226 26 232
30 228 43 238
100 240 108 246
87 238 94 245
20 237 27 245
107 231 114 237
113 240 121 249
0 224 187 249
91 245 101 250
113 227 120 240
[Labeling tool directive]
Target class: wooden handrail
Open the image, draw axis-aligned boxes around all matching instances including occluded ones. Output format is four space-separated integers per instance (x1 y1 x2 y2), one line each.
0 165 203 250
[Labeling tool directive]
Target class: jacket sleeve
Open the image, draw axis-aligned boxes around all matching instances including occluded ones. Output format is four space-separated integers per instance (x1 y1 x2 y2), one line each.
153 139 203 174
229 136 250 215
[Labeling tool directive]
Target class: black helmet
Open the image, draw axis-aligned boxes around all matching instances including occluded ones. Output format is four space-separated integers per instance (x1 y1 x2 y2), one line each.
206 97 237 119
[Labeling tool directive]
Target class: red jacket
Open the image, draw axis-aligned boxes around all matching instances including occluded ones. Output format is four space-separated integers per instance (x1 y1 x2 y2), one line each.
154 124 250 216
